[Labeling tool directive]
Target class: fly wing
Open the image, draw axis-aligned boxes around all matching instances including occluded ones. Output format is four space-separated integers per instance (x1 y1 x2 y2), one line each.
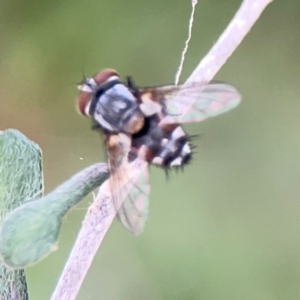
116 158 150 235
102 133 150 235
139 82 241 125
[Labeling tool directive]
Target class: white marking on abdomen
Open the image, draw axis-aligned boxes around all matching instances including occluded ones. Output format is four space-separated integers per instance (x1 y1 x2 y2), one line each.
172 127 185 139
170 157 182 166
152 156 163 165
161 138 168 146
181 143 191 155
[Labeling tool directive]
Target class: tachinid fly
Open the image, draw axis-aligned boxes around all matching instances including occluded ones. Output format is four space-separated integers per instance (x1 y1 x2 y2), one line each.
77 69 241 234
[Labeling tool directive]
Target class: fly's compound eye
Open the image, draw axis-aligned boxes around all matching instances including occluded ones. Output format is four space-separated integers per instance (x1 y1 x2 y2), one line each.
77 78 97 116
77 92 92 116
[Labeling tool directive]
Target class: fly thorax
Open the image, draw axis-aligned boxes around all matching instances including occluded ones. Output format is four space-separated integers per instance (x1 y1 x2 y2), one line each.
93 84 144 134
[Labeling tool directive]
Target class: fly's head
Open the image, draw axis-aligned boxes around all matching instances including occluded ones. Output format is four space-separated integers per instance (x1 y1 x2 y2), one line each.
77 69 145 135
77 69 120 117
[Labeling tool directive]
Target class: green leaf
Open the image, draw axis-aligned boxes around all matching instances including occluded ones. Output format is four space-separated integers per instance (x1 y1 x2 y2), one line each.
0 129 42 300
0 132 108 270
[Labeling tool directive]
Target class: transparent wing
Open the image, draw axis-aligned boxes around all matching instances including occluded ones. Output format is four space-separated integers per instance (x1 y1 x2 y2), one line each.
103 133 150 235
139 82 241 125
116 159 150 235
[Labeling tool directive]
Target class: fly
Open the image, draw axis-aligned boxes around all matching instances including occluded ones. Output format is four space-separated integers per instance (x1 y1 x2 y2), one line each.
77 69 241 234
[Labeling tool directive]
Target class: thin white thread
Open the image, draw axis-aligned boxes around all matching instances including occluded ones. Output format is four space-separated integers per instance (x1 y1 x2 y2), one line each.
175 0 198 85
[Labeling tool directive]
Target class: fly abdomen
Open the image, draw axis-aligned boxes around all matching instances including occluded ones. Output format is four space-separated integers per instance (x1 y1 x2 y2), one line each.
132 122 192 168
154 126 192 167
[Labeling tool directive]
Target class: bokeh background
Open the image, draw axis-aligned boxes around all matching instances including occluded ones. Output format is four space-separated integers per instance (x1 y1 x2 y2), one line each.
1 0 300 299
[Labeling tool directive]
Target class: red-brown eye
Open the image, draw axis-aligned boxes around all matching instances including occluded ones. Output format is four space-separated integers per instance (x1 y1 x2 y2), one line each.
93 69 119 85
76 91 91 116
76 69 119 116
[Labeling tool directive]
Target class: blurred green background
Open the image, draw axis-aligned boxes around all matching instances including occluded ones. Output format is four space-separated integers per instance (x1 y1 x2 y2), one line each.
1 0 300 299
